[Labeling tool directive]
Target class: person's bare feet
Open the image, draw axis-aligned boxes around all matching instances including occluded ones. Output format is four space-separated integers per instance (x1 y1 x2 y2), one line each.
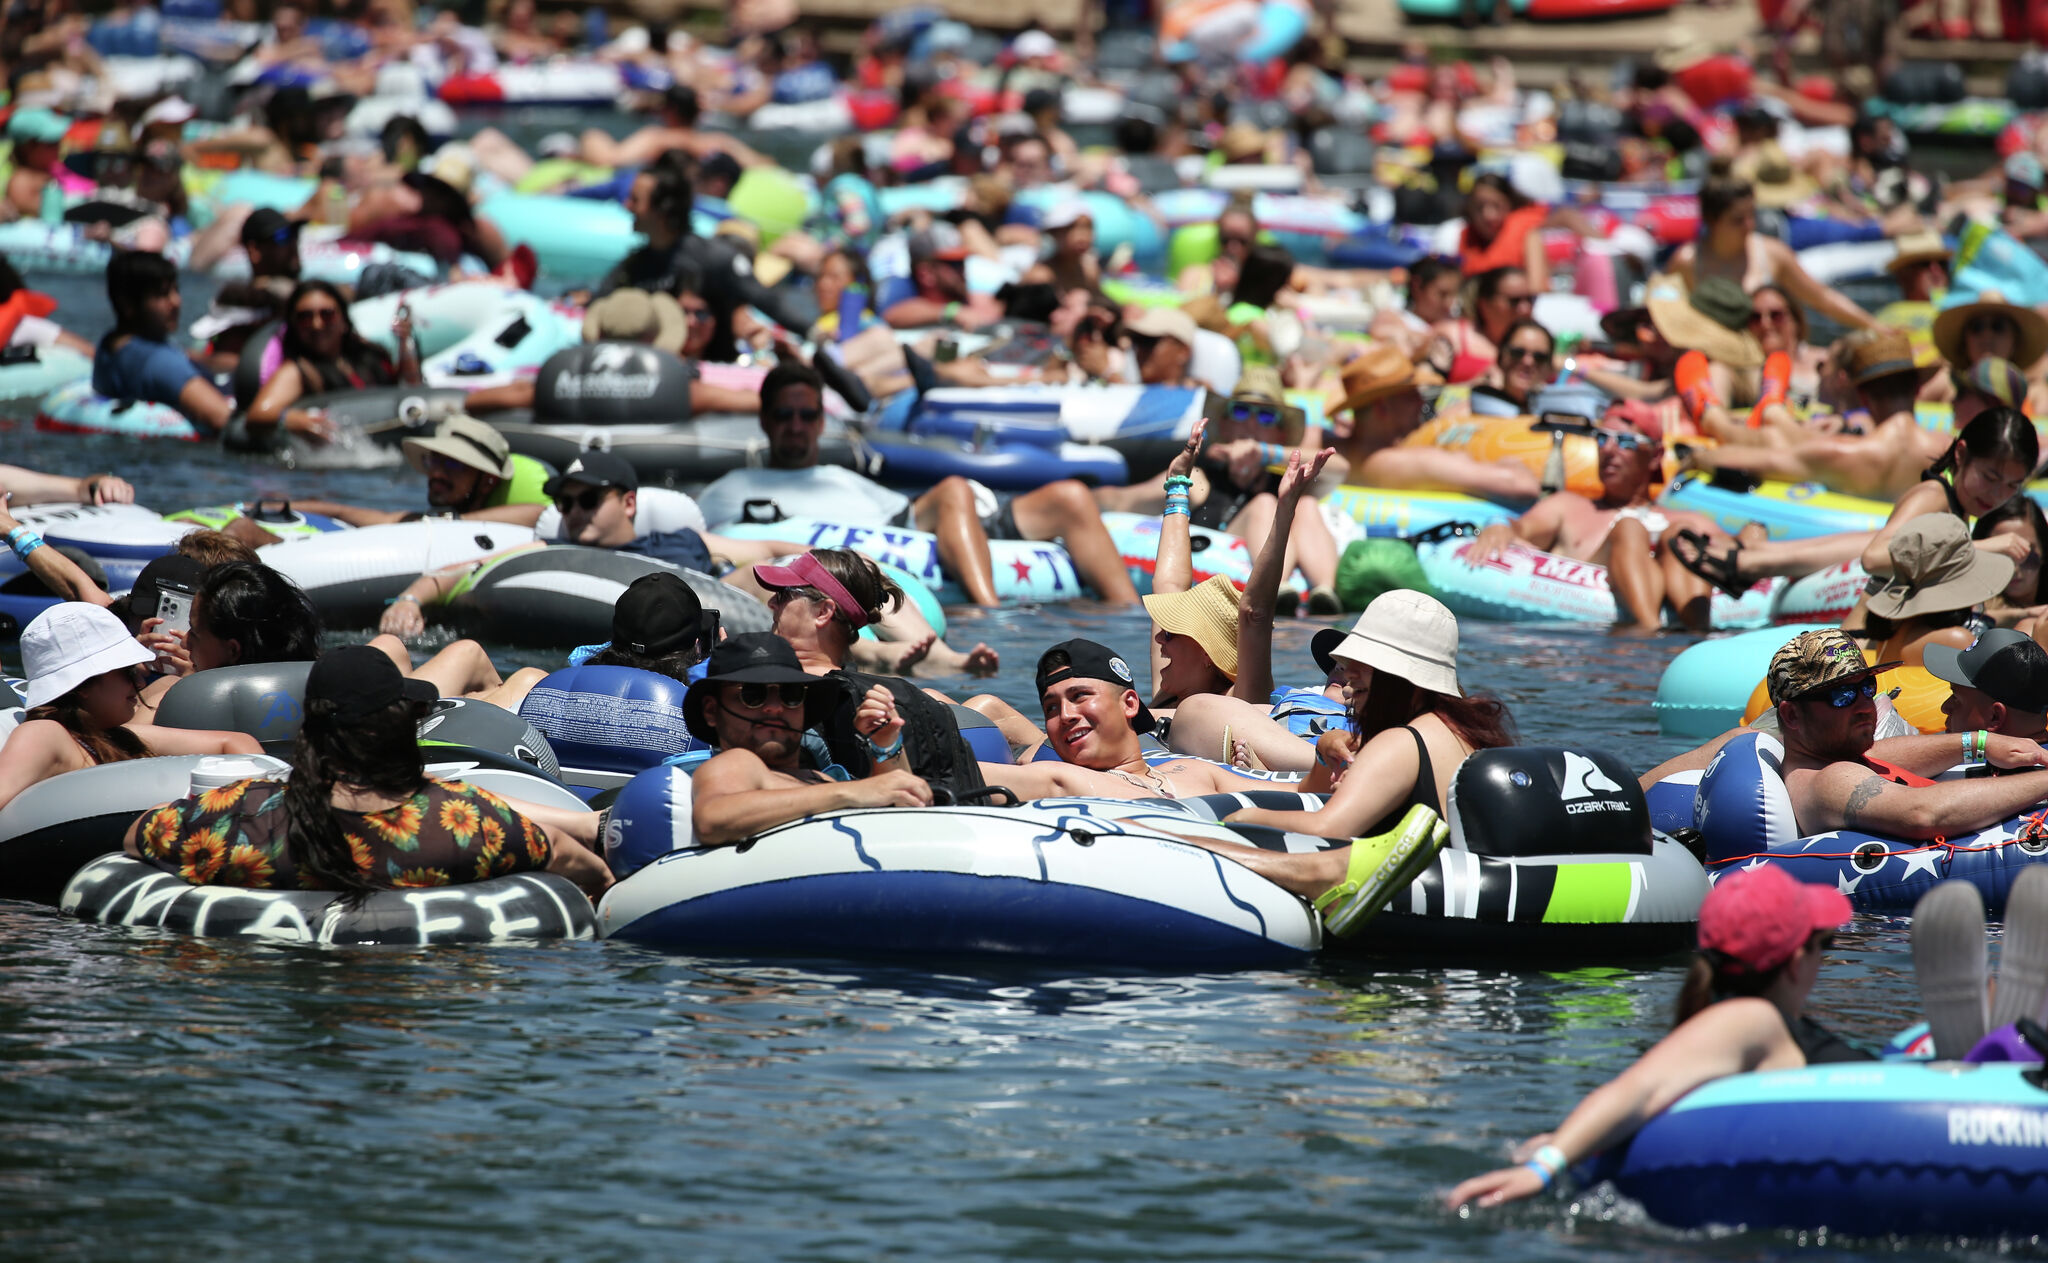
908 639 1000 679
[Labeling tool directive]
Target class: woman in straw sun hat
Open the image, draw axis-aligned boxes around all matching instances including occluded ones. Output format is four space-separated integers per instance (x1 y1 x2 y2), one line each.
0 603 264 813
1170 589 1517 935
1931 288 2048 375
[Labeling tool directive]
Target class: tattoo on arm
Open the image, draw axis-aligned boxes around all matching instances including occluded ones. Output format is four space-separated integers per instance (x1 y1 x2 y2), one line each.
1842 775 1887 829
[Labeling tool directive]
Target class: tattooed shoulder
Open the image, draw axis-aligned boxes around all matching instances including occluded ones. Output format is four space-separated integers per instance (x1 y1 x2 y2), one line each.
1841 774 1888 828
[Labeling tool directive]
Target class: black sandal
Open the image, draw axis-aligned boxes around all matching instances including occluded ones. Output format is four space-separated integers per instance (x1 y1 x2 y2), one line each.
1670 529 1748 599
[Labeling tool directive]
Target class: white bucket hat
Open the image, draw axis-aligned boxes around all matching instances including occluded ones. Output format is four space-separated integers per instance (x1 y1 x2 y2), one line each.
21 602 154 709
1327 590 1463 697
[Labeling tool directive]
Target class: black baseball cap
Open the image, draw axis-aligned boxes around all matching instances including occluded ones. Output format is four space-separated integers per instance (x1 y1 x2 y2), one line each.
613 572 714 657
1036 638 1156 734
682 632 821 743
543 450 639 497
1924 629 2048 714
306 645 437 722
240 207 302 247
129 552 207 623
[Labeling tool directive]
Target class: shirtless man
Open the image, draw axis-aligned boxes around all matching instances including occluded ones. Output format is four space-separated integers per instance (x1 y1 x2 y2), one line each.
1334 343 1541 505
1682 329 1947 501
975 641 1278 799
1465 400 1725 629
573 84 773 172
1648 629 2048 838
685 632 933 846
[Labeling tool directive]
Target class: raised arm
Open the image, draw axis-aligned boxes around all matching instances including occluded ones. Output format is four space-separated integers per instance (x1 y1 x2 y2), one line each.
1231 447 1334 704
1770 239 1880 332
1152 419 1207 697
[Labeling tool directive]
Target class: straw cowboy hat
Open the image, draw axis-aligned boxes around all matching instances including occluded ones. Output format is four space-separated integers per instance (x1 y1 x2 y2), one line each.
1645 274 1764 369
1863 514 2013 622
1931 289 2048 371
1731 142 1819 210
1838 326 1942 387
582 287 688 355
1885 229 1950 276
1325 590 1463 696
1141 573 1244 681
1340 342 1418 414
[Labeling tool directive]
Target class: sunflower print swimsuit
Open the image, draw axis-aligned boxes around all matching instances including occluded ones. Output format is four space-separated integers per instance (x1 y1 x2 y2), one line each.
137 777 551 890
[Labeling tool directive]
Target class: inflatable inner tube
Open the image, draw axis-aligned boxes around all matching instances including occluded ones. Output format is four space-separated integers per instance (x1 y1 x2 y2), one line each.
63 850 595 945
518 664 703 790
445 547 771 647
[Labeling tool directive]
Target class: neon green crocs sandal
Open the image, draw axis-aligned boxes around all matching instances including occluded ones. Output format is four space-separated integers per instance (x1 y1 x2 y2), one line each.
1312 804 1449 939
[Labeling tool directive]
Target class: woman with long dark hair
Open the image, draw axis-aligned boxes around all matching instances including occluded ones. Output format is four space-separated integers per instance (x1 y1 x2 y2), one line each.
125 645 610 898
1672 176 1878 333
1975 495 2048 632
1174 591 1515 929
247 279 420 433
0 603 261 812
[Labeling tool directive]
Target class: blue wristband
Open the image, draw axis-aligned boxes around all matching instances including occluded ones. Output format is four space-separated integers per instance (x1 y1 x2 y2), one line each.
865 731 905 762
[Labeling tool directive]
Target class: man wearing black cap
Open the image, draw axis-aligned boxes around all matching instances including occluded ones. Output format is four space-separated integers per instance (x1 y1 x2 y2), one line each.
687 633 934 845
585 572 719 681
1931 629 2048 743
972 640 1277 799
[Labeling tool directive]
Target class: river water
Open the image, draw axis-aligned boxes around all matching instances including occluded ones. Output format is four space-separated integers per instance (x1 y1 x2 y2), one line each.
0 270 2016 1261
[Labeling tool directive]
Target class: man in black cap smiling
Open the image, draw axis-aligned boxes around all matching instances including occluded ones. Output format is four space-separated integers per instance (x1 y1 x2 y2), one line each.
686 632 933 845
1929 629 2048 743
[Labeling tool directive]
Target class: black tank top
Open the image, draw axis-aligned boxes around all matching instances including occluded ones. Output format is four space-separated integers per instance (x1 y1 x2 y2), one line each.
1368 726 1442 836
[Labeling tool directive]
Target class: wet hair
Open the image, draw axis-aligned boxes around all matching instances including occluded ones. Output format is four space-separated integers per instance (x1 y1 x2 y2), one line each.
1674 930 1827 1025
1472 265 1527 304
1700 177 1756 228
282 279 394 376
282 692 430 905
1976 495 2048 605
585 644 703 681
1462 172 1529 227
1349 675 1516 754
1231 243 1297 309
194 562 322 665
106 249 179 336
26 681 151 767
639 158 696 240
783 548 905 641
1113 114 1159 155
759 360 823 415
663 82 701 127
175 529 260 569
1928 405 2041 485
379 114 432 168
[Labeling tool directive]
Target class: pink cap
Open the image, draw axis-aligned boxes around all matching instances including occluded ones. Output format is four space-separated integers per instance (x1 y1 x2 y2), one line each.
754 553 875 627
1697 865 1851 974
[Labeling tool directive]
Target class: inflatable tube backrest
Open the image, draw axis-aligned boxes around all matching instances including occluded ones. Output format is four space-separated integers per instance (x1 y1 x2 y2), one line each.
604 763 695 878
950 703 1011 765
1693 730 1798 863
1645 771 1703 835
155 662 314 750
416 697 561 780
519 665 703 774
534 342 694 425
1447 746 1649 858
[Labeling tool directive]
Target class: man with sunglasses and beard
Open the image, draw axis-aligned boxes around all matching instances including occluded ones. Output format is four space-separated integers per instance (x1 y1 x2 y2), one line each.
696 363 1140 609
1465 399 1730 630
1653 629 2048 838
684 633 933 846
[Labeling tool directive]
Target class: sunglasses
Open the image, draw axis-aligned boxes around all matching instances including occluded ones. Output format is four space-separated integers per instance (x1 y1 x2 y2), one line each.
1595 429 1651 451
770 406 822 423
1228 400 1282 426
1501 346 1552 367
682 304 712 323
1497 293 1535 308
1967 316 2016 337
1803 676 1877 708
425 453 480 476
1218 233 1252 248
293 306 341 325
735 681 809 710
1749 308 1794 325
553 487 612 513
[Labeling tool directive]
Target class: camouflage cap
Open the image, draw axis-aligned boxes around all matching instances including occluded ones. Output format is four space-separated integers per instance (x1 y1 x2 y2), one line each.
1766 628 1899 703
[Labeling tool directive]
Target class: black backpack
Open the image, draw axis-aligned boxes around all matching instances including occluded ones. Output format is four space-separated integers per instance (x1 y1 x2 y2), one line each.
817 670 986 801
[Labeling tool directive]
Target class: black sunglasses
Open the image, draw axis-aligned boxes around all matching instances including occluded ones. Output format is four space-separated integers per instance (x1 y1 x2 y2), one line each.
554 487 611 513
1501 346 1552 367
736 681 808 709
771 406 823 423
